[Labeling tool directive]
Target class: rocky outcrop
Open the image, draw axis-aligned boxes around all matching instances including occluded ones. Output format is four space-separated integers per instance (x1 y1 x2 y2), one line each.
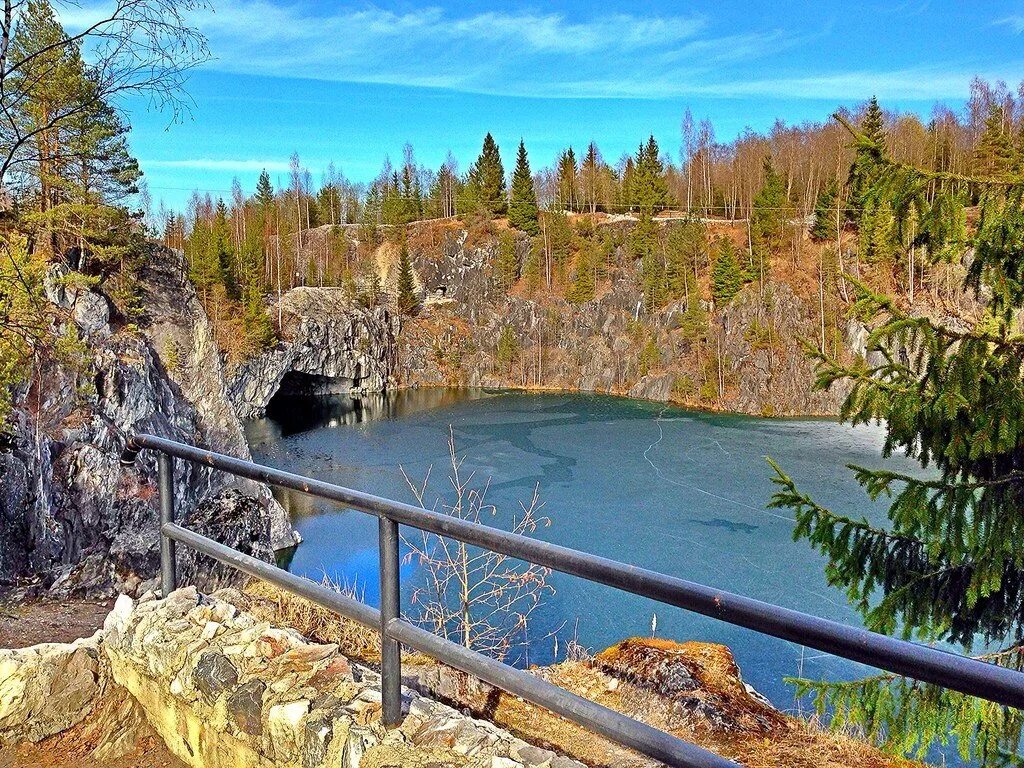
0 246 294 597
229 289 399 420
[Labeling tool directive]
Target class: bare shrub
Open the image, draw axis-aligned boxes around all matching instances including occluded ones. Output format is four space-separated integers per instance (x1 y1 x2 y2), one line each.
400 427 555 664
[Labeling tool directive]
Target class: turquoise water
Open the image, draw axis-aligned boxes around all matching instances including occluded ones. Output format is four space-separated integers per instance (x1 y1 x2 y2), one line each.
245 388 920 712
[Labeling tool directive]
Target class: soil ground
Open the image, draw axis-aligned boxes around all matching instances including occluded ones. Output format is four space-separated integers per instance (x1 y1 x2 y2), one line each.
0 598 187 767
0 598 110 648
0 733 186 768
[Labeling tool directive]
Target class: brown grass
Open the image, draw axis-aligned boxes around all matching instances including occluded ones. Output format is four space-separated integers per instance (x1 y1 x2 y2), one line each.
241 585 920 768
242 580 382 663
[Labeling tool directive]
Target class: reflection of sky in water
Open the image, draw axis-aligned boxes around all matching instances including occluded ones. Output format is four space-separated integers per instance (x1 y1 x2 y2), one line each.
246 389 926 713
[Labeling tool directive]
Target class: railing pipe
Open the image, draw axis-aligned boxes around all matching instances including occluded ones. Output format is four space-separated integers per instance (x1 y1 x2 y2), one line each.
162 522 731 768
157 453 177 596
378 516 403 726
386 617 736 768
129 432 1024 710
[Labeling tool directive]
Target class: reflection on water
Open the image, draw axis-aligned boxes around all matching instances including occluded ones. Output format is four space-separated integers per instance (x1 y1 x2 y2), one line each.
245 388 924 711
248 388 492 441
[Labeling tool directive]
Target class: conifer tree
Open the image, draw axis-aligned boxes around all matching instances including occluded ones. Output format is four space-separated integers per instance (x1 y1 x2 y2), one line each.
769 114 1024 765
665 221 705 301
810 180 839 241
710 238 742 305
631 136 669 212
974 104 1015 179
255 170 275 209
566 245 596 304
494 230 519 291
848 96 888 220
580 142 604 213
396 240 419 315
751 156 788 263
508 141 539 235
556 148 579 211
495 325 520 373
467 133 506 216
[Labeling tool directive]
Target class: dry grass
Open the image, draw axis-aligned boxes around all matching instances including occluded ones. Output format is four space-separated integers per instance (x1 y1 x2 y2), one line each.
242 586 920 768
242 579 382 664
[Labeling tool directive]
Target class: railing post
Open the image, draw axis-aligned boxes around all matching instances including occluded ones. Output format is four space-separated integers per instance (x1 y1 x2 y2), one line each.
158 453 177 596
378 515 402 726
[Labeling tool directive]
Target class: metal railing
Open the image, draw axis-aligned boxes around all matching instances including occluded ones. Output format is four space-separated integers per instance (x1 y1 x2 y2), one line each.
121 432 1024 768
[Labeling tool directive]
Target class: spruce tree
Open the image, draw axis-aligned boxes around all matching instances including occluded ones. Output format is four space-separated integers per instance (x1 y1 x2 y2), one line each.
666 221 705 301
495 325 520 373
566 244 596 304
494 230 519 291
396 241 419 315
751 156 787 259
810 180 839 241
974 104 1015 179
710 238 742 305
467 133 507 216
848 96 888 220
508 141 539 235
631 136 669 213
255 171 275 209
556 148 578 211
769 115 1024 765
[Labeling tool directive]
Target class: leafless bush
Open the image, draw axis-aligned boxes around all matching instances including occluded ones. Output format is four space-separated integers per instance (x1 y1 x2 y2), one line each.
400 427 555 664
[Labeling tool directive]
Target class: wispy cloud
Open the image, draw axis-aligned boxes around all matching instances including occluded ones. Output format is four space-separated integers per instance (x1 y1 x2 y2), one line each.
995 15 1024 34
57 1 1024 102
144 158 291 172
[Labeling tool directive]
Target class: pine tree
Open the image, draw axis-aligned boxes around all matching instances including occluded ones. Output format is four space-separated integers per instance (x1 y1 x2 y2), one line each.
493 230 519 291
467 133 506 216
556 148 578 211
396 241 419 315
848 96 888 220
974 103 1015 179
711 238 742 305
631 136 669 213
255 170 275 209
810 180 839 241
769 116 1024 765
508 141 539 235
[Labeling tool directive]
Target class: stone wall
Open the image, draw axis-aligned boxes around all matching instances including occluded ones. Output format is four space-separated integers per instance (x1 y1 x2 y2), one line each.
1 588 588 768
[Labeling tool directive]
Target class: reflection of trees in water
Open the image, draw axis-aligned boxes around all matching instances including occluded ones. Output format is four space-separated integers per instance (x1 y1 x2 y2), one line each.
264 387 485 437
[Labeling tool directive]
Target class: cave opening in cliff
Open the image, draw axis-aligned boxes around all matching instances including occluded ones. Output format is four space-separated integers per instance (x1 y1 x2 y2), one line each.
264 371 369 433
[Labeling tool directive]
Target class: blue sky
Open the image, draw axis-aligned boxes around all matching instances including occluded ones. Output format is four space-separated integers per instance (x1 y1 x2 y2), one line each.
66 0 1024 211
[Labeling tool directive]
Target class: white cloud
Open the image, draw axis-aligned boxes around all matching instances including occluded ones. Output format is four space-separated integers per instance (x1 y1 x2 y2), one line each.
55 1 1024 102
143 158 291 172
996 16 1024 34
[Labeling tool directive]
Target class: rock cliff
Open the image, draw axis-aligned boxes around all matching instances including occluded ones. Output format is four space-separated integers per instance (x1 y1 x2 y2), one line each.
0 246 294 597
393 223 847 415
228 289 399 420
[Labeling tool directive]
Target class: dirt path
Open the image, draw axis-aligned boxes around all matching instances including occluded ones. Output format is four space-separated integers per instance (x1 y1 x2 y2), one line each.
0 598 110 648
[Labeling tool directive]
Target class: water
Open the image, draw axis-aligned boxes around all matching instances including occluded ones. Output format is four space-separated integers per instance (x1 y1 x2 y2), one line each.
245 388 922 713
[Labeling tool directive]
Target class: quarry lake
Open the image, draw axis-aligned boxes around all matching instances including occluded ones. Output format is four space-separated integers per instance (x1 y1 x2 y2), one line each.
244 388 918 711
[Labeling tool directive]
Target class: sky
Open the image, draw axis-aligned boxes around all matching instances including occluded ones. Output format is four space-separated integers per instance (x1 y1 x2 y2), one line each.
63 0 1024 211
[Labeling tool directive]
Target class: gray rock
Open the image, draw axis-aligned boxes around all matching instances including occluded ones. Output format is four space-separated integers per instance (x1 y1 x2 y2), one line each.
227 679 266 736
0 244 293 594
229 289 398 419
193 651 239 703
